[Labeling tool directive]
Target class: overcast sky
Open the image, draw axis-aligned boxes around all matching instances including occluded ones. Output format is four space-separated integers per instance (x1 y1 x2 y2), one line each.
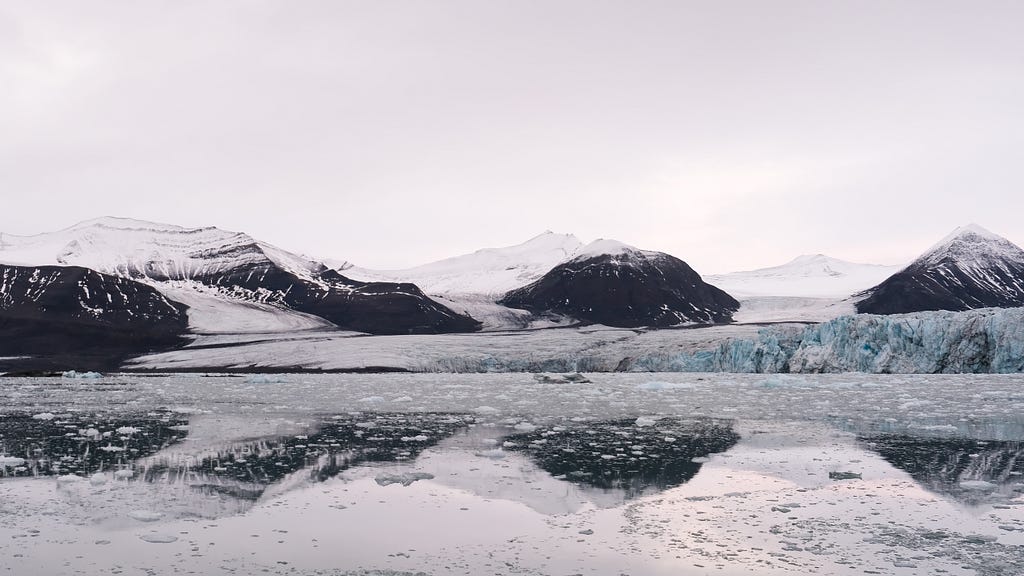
2 1 1022 273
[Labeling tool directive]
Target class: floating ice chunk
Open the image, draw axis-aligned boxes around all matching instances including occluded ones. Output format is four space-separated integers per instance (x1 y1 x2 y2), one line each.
99 445 125 452
374 472 435 487
513 422 537 432
359 396 385 403
908 423 959 433
115 426 140 435
128 510 163 522
959 480 997 491
400 435 429 442
637 381 694 391
634 416 659 427
244 374 286 384
474 406 499 415
475 449 507 459
31 412 55 421
139 533 178 543
392 396 413 402
0 456 26 467
62 370 103 379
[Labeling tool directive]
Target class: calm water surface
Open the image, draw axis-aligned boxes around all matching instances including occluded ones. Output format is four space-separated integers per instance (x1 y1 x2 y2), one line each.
1 373 1023 575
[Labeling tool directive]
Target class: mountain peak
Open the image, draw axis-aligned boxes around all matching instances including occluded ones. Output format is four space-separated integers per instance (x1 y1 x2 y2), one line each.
573 238 641 260
857 224 1024 315
917 224 1023 268
925 223 1006 254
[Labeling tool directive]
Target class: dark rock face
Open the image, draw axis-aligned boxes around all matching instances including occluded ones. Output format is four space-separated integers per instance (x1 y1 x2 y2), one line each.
190 261 481 335
856 227 1024 315
500 250 738 327
0 264 189 369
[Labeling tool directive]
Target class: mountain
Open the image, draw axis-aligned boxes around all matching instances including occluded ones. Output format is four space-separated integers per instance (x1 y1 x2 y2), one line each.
499 240 739 328
707 254 902 299
0 217 480 335
0 264 189 370
856 224 1024 315
339 231 584 297
335 231 585 331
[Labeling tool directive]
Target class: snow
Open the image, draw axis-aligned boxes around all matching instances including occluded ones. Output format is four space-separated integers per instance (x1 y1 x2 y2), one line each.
152 280 335 334
729 296 856 324
913 223 1024 274
0 217 344 333
571 238 642 260
340 231 583 296
707 254 902 299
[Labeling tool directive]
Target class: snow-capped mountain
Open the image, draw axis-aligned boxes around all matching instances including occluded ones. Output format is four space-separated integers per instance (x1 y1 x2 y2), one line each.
500 240 739 327
0 263 189 370
707 254 902 299
0 217 481 335
339 231 584 297
856 224 1024 315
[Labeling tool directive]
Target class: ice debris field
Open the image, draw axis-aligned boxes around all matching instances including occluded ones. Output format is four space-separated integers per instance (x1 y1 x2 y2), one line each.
0 372 1023 575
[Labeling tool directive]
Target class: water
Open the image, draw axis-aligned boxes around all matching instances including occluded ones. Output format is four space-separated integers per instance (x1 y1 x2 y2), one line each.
1 373 1023 575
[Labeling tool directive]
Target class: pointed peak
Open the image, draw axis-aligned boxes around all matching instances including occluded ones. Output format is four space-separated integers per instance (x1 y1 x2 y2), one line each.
924 223 1008 255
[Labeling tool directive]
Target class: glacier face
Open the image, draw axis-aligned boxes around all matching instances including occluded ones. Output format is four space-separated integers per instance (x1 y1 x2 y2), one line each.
626 307 1024 374
131 307 1024 374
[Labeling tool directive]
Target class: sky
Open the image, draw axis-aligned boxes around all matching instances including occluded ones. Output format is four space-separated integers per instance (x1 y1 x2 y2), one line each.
2 1 1022 274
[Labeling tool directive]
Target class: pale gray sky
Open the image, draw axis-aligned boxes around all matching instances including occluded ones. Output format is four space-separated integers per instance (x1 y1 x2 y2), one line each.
2 0 1022 273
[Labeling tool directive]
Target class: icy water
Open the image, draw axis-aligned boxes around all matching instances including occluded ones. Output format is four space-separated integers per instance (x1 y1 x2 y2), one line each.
1 373 1023 576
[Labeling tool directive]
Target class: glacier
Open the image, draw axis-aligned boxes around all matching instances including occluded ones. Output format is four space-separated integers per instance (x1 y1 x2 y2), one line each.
130 307 1024 374
624 307 1024 374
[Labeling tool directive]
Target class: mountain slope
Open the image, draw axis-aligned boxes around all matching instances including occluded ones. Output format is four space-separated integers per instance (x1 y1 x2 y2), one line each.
0 217 480 335
856 224 1024 315
0 263 189 370
500 240 739 327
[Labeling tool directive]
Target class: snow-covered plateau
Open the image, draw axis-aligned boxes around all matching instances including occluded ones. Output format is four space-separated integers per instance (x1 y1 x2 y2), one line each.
129 306 1024 374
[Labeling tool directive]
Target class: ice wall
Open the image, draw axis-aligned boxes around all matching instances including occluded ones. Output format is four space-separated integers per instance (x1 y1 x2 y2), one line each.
625 307 1024 374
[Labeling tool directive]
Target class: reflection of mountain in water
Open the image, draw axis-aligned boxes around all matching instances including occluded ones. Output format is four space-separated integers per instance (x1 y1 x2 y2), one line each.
505 417 740 499
140 413 471 501
0 411 189 477
861 435 1024 505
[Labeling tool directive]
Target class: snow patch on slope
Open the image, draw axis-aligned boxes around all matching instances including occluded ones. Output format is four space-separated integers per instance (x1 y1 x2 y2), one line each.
151 281 336 334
